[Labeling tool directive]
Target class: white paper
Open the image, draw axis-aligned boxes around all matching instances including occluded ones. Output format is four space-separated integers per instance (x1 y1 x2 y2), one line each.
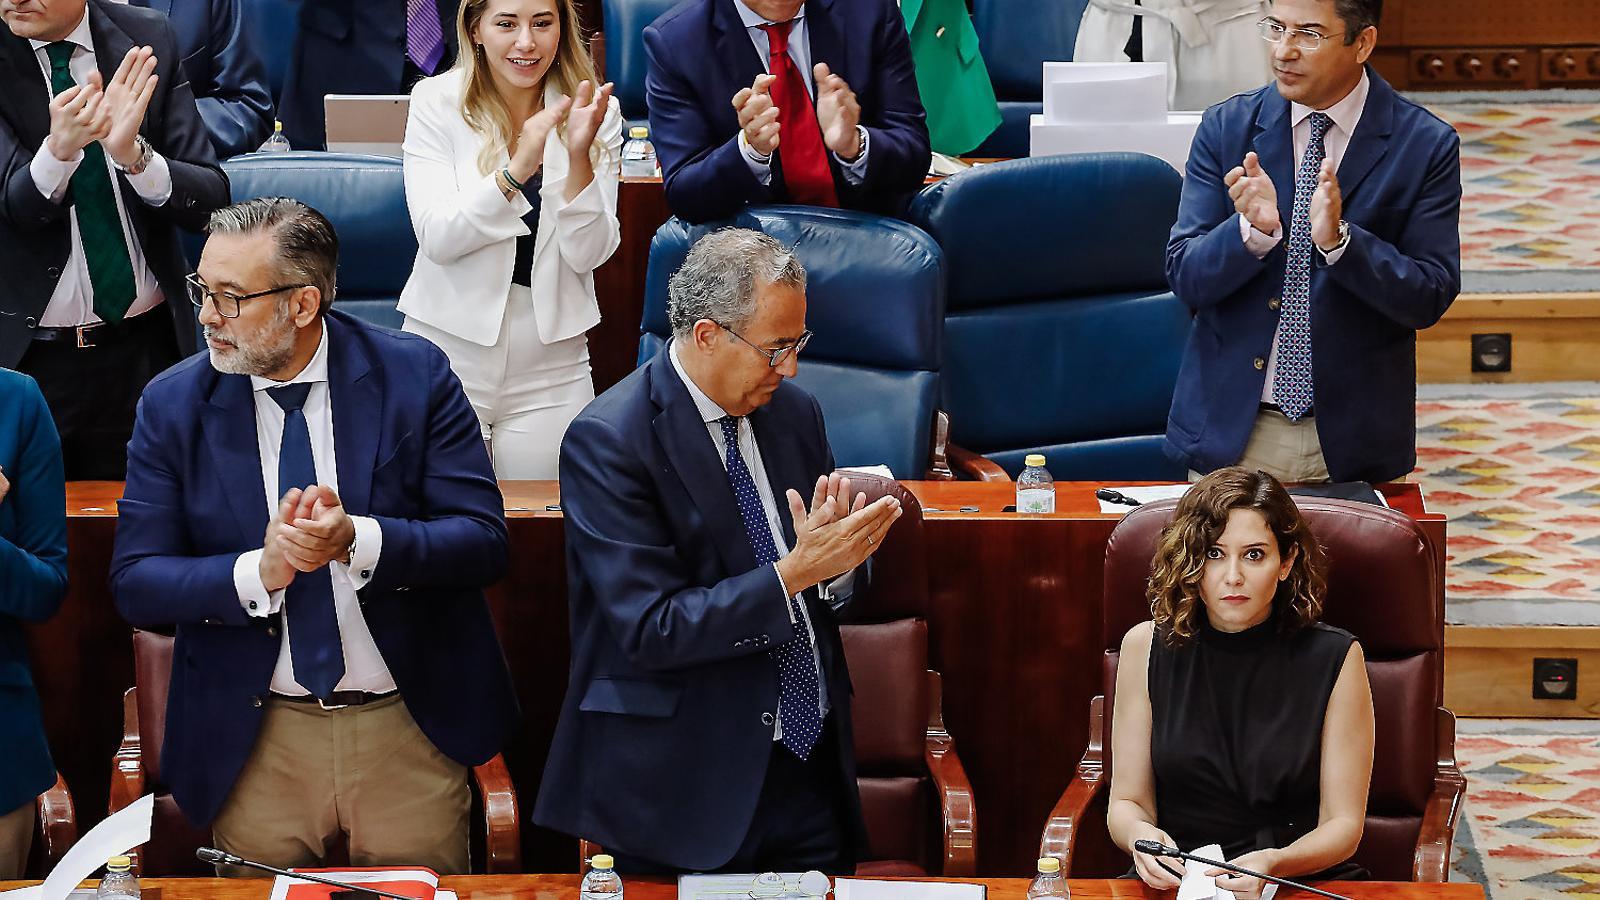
1175 844 1277 900
834 879 984 900
1097 483 1192 514
838 465 895 481
0 794 154 900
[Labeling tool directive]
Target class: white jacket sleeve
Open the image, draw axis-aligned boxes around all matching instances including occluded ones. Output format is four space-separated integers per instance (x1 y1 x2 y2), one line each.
403 87 532 266
542 97 624 276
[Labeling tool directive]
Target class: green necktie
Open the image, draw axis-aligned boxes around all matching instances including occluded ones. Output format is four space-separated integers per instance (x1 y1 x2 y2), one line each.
46 41 136 323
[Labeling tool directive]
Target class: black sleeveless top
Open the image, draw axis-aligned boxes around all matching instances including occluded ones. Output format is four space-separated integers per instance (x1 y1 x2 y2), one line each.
1148 613 1356 862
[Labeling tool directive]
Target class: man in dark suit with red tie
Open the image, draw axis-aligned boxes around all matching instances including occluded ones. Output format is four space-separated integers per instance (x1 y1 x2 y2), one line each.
644 0 931 224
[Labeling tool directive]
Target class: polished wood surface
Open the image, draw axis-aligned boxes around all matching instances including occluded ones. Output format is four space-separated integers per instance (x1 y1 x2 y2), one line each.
0 876 1487 899
590 178 671 392
34 481 1445 876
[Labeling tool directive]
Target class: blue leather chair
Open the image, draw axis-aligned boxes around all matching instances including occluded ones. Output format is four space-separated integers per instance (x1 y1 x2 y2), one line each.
969 0 1089 157
598 0 685 123
185 151 413 331
908 153 1189 481
638 207 952 480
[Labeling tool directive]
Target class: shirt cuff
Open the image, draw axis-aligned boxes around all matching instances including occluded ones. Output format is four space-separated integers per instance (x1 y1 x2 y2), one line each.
31 139 81 202
739 129 774 186
818 566 857 602
341 516 383 588
1239 212 1283 259
772 562 797 624
125 151 173 205
1319 237 1349 265
234 549 285 618
834 126 869 185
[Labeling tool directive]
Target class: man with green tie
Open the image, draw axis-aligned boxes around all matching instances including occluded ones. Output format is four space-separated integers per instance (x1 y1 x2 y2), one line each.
0 0 228 480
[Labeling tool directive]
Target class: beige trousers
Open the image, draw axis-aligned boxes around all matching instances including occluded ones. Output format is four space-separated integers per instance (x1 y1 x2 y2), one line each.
1236 407 1332 483
0 799 32 880
212 694 469 876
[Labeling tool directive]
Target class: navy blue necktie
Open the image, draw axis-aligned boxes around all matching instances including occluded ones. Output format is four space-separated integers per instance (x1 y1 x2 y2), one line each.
718 415 823 759
1272 111 1332 421
268 383 344 700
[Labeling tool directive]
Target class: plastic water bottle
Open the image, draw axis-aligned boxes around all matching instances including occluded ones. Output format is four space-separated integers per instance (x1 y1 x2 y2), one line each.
620 125 656 178
97 856 140 900
258 120 291 153
1016 454 1055 514
1027 856 1069 898
580 853 623 899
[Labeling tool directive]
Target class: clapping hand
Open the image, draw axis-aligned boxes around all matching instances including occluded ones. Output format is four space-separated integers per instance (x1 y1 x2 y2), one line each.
813 63 861 160
277 484 357 572
775 474 901 594
1310 158 1343 250
46 72 110 162
259 489 308 592
508 94 574 184
564 79 614 159
101 46 159 168
732 73 781 157
1225 151 1280 237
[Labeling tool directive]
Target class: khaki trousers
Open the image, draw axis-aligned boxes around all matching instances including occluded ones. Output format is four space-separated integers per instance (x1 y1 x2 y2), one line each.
1236 407 1331 483
0 799 32 880
212 694 469 876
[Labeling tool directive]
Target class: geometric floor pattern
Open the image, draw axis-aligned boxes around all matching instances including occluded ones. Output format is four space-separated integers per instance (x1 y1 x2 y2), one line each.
1414 382 1600 626
1451 719 1600 899
1417 91 1600 294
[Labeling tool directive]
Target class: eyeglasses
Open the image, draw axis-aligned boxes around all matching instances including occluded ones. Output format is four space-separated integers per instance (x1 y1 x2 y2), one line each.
1257 18 1346 51
186 273 310 319
717 322 813 368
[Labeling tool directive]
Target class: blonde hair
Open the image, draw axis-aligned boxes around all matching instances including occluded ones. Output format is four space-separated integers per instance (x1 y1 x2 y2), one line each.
453 0 606 174
1146 467 1328 646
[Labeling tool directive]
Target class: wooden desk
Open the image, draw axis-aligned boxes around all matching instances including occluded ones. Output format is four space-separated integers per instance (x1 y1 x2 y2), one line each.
34 481 1444 875
0 876 1486 899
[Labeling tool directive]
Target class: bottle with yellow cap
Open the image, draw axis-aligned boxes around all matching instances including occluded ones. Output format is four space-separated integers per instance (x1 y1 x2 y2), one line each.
580 853 624 899
258 120 292 153
1016 453 1055 514
621 125 657 179
1027 856 1069 898
96 856 140 899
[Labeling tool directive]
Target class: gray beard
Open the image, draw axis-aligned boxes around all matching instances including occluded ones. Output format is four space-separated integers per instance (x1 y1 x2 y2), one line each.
205 312 298 377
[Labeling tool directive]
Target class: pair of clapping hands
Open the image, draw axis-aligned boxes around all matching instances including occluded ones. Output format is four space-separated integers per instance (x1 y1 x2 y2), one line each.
774 473 901 596
1226 151 1344 252
258 485 357 593
47 45 162 168
506 79 615 186
733 64 863 161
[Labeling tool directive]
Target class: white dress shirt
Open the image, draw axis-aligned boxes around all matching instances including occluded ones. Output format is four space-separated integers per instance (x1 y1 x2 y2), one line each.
27 10 172 327
669 340 843 738
229 324 391 696
733 0 871 188
1246 70 1369 404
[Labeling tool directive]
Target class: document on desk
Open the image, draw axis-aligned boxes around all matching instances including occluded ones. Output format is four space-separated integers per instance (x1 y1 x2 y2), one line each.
834 879 985 900
1175 844 1276 900
268 866 439 900
0 794 153 900
1097 483 1191 514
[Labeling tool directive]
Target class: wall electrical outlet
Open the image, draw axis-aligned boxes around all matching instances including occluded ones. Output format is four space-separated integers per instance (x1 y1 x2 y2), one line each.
1532 657 1577 700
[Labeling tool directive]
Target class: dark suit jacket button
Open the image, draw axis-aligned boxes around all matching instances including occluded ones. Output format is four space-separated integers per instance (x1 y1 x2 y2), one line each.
45 266 60 278
266 625 279 637
1253 357 1266 370
250 695 263 708
24 317 38 329
1268 297 1281 310
760 712 775 726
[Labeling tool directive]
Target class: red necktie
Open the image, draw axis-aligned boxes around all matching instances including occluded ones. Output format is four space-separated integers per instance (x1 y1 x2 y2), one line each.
758 21 839 208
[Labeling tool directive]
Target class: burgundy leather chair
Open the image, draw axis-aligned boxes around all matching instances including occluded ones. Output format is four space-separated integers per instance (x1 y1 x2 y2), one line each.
21 773 76 878
1039 497 1464 881
109 629 521 875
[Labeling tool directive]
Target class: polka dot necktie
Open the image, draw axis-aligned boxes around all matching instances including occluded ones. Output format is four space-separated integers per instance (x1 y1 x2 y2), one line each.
1271 111 1331 422
718 415 823 759
269 383 344 700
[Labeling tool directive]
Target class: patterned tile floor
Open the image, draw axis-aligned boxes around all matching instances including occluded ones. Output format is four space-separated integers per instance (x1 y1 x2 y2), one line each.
1452 719 1600 899
1415 90 1600 294
1415 382 1600 626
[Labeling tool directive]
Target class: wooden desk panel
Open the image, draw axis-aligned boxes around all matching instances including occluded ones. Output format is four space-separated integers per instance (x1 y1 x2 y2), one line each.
34 481 1443 876
0 876 1487 899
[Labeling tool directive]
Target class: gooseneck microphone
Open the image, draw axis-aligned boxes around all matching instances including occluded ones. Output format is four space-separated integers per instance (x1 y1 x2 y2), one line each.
1131 840 1355 900
195 847 422 900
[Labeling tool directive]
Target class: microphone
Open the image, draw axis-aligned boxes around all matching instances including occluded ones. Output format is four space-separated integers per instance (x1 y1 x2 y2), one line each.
1095 488 1142 508
195 848 422 900
1131 840 1355 900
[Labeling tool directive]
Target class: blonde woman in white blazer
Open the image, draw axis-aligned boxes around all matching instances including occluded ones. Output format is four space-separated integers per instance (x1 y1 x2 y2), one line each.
400 0 622 479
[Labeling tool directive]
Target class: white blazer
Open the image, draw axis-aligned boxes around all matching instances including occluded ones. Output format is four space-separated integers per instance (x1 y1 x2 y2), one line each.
399 69 624 347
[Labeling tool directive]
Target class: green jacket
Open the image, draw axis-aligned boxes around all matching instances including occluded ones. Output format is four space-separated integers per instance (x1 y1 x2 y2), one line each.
901 0 1002 156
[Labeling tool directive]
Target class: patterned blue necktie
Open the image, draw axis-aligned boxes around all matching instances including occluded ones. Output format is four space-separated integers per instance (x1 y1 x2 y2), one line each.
1271 111 1331 422
268 383 345 700
718 415 823 759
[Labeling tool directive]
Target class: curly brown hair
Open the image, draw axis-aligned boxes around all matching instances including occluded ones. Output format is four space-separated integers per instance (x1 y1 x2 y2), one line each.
1147 467 1327 646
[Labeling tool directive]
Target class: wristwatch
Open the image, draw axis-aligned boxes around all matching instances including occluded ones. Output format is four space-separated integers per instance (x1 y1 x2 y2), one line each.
1320 219 1351 255
113 135 154 176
